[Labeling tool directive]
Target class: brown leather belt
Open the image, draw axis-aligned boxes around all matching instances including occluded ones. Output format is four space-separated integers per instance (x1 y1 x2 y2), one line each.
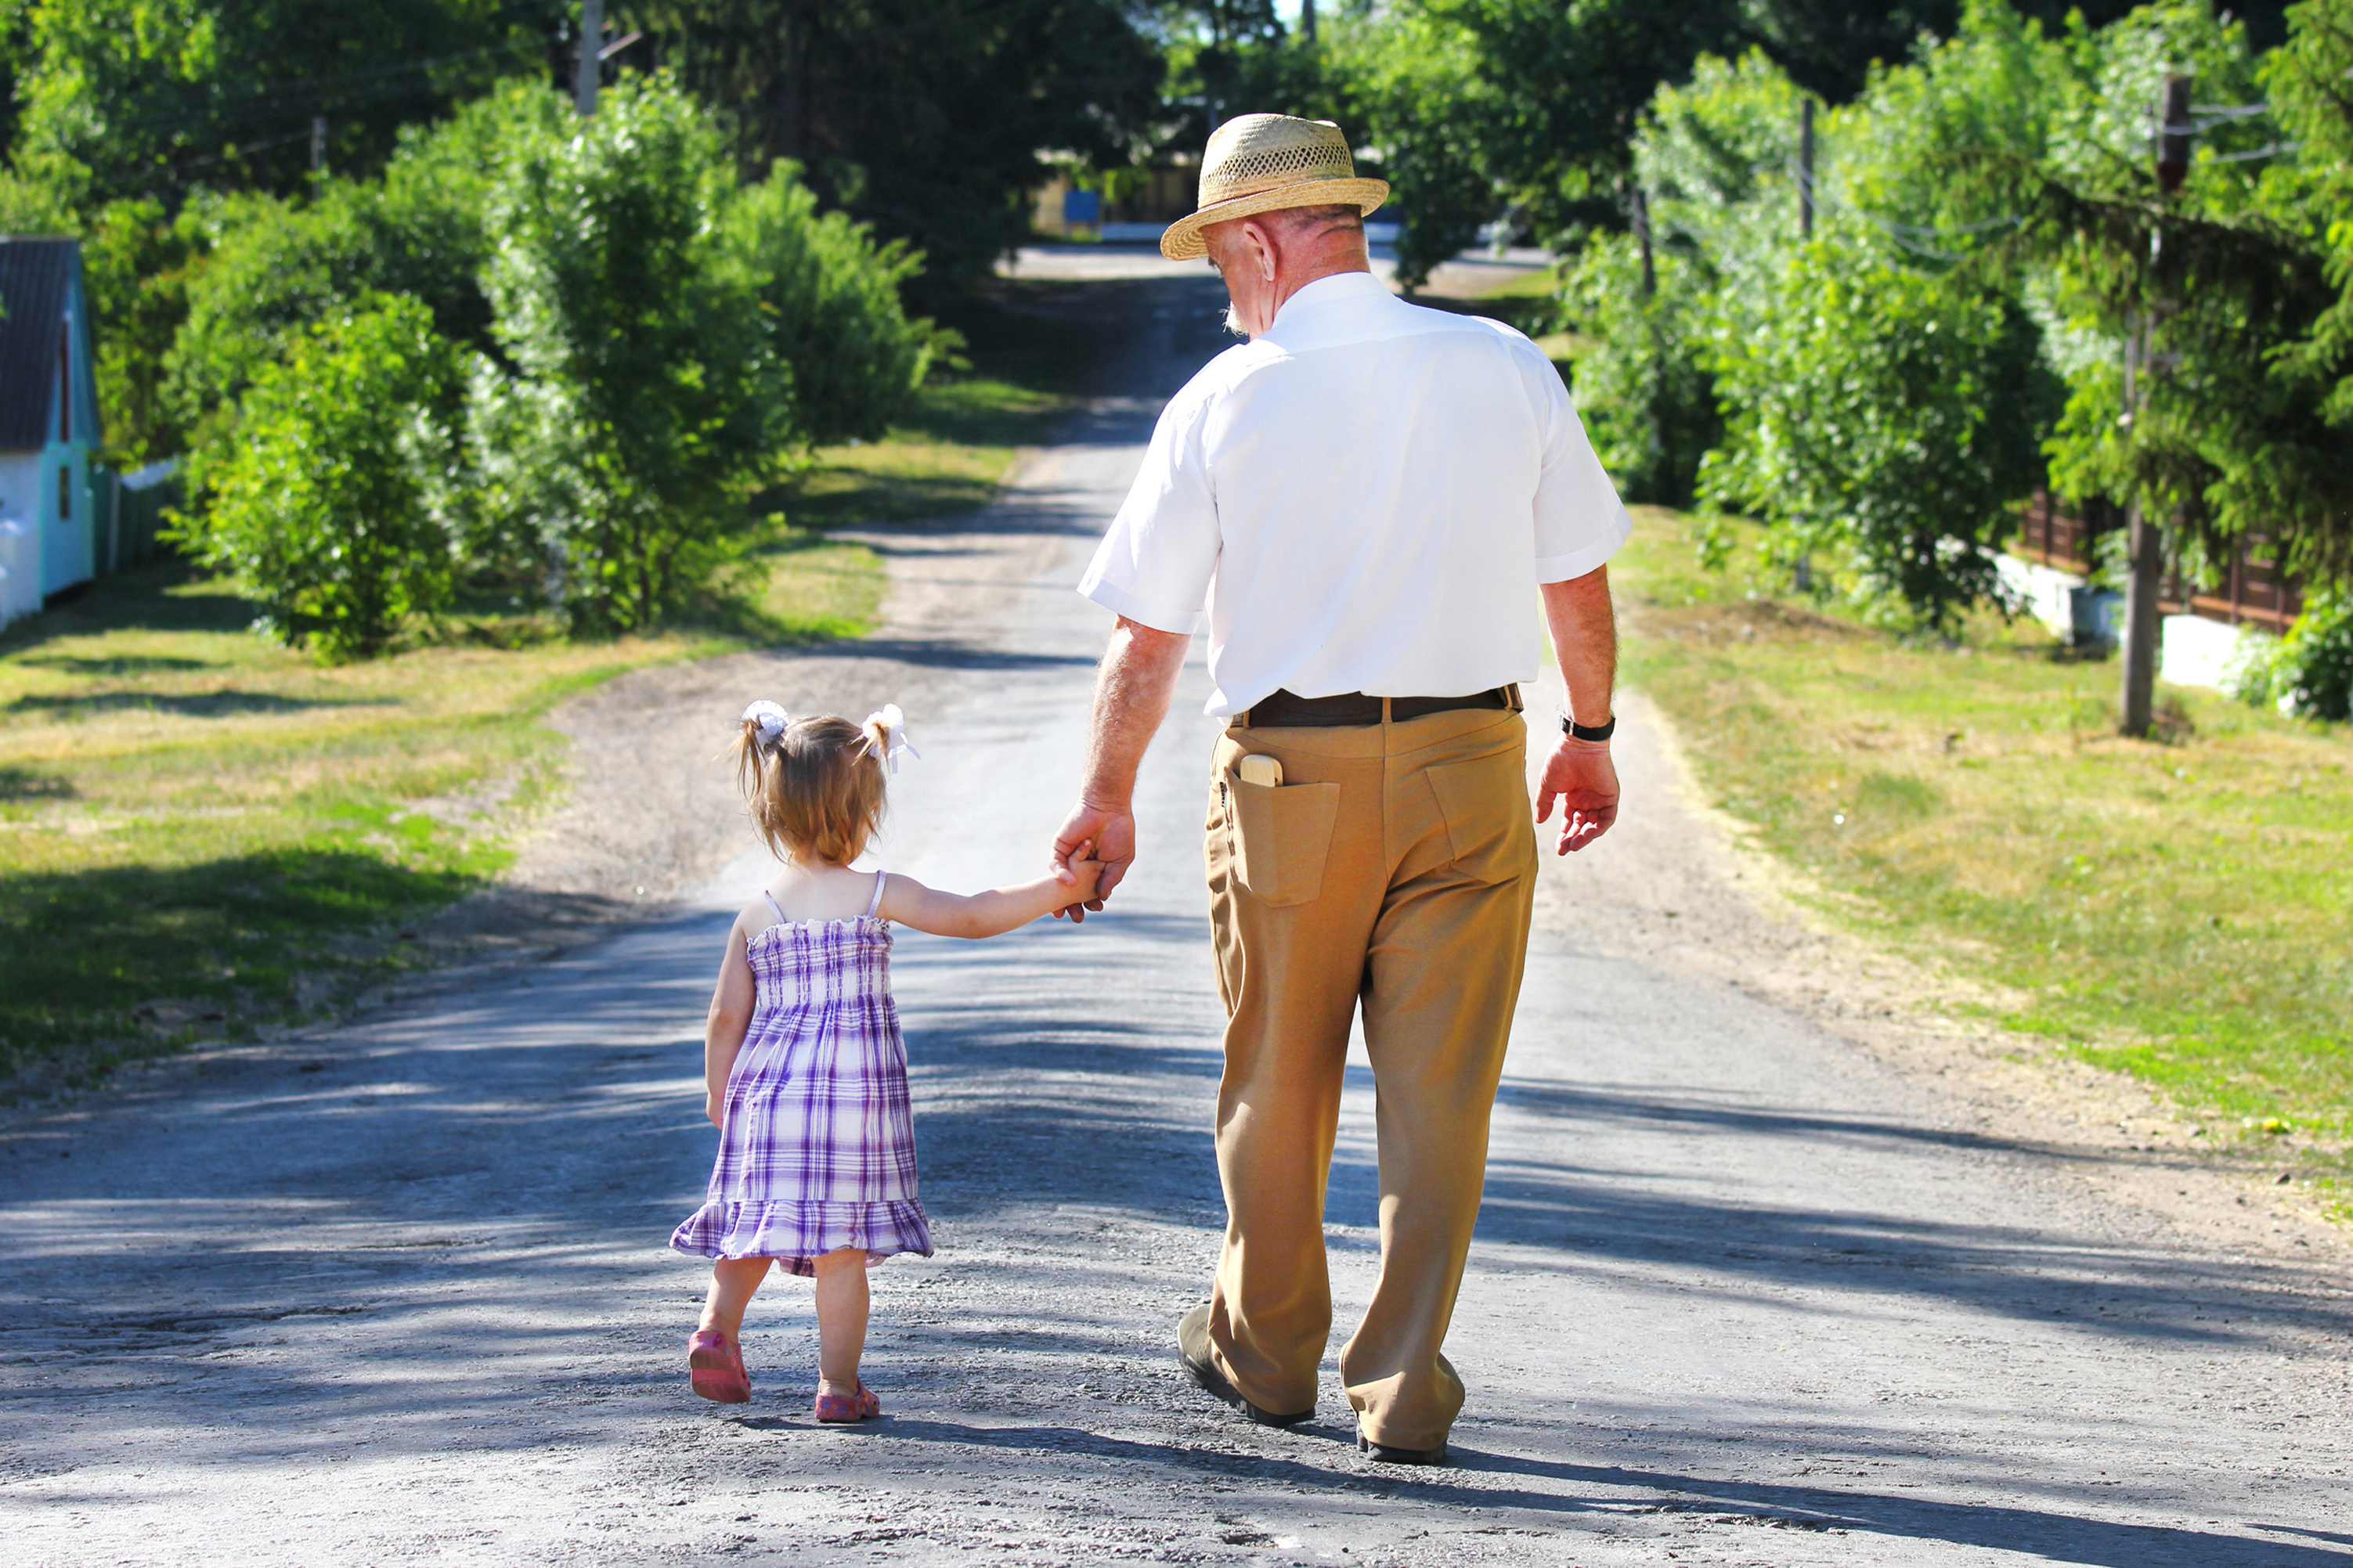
1236 684 1522 728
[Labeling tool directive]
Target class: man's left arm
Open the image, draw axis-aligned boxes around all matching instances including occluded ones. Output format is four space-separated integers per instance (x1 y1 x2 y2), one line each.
1535 566 1619 853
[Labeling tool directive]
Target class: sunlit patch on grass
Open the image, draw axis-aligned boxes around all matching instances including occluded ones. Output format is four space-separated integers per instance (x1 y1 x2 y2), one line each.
1616 506 2353 1177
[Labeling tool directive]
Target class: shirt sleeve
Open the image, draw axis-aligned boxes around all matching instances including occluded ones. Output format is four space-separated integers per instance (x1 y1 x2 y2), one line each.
1077 380 1219 633
1526 346 1633 583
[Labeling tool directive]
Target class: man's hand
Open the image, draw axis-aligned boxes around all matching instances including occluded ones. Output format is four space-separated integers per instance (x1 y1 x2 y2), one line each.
1535 737 1619 853
1051 800 1136 921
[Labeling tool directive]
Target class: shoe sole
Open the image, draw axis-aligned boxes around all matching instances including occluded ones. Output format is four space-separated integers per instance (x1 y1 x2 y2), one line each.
1357 1433 1447 1465
1178 1348 1314 1427
688 1342 751 1404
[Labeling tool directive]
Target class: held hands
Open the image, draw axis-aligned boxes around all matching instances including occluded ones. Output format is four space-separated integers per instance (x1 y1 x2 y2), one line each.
1535 737 1619 853
1056 842 1105 910
1050 799 1136 922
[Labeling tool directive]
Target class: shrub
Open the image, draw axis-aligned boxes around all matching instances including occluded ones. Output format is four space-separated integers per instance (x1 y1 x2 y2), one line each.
175 294 462 660
1562 232 1719 507
720 164 934 446
1699 235 2054 633
466 74 792 634
2231 589 2353 722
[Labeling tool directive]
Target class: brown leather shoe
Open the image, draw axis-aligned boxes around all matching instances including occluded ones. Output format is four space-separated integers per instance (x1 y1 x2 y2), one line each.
1176 1303 1313 1426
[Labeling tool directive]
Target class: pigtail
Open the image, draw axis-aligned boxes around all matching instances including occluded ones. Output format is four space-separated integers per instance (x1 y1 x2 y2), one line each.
736 701 792 852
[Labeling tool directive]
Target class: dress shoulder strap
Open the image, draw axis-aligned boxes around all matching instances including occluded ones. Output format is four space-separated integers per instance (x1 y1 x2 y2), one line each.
864 870 888 920
761 890 786 927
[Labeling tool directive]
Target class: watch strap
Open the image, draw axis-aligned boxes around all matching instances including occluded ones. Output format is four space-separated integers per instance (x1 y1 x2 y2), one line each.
1560 711 1615 744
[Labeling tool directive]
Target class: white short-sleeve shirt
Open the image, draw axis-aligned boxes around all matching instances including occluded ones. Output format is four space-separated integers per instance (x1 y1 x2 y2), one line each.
1077 270 1631 716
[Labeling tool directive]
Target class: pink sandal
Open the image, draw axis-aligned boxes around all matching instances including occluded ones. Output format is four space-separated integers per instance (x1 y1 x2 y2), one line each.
814 1381 881 1423
687 1328 751 1404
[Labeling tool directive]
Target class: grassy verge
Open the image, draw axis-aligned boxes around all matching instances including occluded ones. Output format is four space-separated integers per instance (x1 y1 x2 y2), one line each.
2 287 1095 1092
1613 508 2353 1195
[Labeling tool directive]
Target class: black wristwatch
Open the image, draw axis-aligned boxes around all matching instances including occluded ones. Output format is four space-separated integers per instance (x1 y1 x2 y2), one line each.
1560 709 1615 744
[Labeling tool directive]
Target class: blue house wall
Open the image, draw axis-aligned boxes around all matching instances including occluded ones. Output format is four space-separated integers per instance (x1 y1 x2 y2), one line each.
0 238 105 602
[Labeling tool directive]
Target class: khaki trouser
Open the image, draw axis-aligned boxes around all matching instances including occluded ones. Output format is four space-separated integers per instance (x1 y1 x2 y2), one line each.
1200 706 1537 1451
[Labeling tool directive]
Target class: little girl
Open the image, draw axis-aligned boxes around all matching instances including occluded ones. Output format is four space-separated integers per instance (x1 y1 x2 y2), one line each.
671 700 1100 1422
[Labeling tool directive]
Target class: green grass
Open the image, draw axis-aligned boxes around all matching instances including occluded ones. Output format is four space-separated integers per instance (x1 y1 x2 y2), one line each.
1614 507 2353 1183
0 564 775 1089
2 287 1097 1092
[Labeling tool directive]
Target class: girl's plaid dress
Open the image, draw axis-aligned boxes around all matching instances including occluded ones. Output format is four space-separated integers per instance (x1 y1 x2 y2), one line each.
671 874 933 1277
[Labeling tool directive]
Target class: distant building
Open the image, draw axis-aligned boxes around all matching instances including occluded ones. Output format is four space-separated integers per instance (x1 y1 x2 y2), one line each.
0 236 103 623
2002 488 2307 689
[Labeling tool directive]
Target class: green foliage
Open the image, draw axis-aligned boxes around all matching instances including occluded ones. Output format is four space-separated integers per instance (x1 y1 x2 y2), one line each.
1561 235 1719 506
157 92 521 456
465 74 792 634
176 294 463 659
1702 235 2053 631
2232 588 2353 720
75 74 933 653
5 0 562 209
81 196 200 464
634 0 1163 294
720 162 931 446
1558 0 2349 633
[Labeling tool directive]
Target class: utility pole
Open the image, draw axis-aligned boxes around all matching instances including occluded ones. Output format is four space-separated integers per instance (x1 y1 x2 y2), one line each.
310 115 327 178
2117 72 2193 738
574 0 604 117
1797 97 1816 238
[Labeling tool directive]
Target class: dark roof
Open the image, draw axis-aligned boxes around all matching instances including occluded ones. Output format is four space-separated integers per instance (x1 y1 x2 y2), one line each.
0 238 78 450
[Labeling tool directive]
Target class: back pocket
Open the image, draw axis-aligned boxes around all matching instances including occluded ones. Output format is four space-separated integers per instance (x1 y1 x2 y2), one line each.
1229 775 1343 907
1424 752 1535 885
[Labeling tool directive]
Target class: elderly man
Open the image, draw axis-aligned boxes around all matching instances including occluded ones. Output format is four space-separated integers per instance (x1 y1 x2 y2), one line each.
1052 114 1628 1465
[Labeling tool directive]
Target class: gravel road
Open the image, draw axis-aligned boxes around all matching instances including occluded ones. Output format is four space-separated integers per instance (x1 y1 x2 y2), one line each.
4 252 2350 1566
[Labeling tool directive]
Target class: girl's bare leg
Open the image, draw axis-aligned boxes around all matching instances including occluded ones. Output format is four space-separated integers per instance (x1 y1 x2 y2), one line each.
812 1247 869 1396
700 1256 772 1339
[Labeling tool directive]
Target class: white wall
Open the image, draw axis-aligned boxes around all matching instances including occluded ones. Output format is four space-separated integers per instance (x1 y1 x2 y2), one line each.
2160 613 2259 691
0 452 42 626
1997 552 2117 643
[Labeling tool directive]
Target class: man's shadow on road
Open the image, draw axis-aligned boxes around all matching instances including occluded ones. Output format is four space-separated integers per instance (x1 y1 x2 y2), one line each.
729 1412 2346 1567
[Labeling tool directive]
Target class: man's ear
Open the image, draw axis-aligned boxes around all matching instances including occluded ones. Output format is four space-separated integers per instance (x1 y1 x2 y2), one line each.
1240 219 1278 281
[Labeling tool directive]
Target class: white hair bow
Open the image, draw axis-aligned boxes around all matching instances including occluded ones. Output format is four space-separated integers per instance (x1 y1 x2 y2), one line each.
742 700 790 742
861 704 920 773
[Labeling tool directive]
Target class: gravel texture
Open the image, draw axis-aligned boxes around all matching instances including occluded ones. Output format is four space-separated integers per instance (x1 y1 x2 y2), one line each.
3 259 2349 1566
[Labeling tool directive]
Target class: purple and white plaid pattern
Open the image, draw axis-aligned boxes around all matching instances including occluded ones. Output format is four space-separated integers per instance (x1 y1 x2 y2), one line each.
670 914 933 1278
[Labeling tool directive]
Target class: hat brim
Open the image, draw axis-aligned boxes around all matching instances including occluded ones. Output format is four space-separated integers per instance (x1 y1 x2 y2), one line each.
1159 178 1391 261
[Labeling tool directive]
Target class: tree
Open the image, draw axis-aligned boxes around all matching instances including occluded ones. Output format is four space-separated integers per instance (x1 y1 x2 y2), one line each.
2 0 564 214
177 293 463 659
718 163 931 446
1700 235 2054 632
1561 234 1720 507
464 74 791 633
620 0 1164 292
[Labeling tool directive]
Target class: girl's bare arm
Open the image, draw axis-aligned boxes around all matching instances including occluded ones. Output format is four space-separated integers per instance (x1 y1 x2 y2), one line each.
878 863 1103 940
703 919 756 1125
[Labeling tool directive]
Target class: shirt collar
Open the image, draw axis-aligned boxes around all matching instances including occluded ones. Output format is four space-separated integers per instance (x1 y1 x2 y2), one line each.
1268 269 1388 331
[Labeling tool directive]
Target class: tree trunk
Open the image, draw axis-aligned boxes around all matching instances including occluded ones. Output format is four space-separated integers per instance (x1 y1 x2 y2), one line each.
2117 499 2161 737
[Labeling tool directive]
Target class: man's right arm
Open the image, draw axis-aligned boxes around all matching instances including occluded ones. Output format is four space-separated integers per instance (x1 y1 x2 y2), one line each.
1051 617 1191 917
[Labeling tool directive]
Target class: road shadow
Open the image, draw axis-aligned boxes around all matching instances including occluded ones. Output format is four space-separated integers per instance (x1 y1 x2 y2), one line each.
6 690 397 718
835 1418 2336 1568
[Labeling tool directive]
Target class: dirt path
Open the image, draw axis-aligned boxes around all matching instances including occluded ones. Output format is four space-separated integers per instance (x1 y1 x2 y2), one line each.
4 258 2350 1566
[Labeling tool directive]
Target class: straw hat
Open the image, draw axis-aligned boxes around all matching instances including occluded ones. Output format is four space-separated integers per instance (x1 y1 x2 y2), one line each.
1159 114 1389 261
